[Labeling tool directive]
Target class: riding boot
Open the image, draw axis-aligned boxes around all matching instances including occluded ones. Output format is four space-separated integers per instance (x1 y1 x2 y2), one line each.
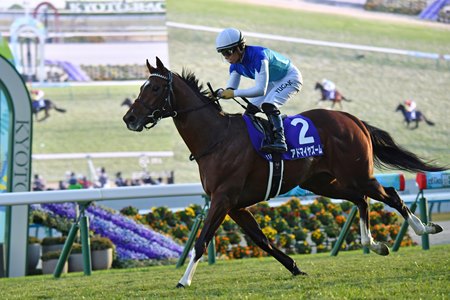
260 103 288 153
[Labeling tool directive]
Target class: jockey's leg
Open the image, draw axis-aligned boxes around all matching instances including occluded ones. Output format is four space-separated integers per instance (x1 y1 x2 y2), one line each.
260 103 287 153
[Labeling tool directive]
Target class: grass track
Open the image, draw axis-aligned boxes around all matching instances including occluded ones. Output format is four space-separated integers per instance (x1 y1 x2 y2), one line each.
1 244 449 299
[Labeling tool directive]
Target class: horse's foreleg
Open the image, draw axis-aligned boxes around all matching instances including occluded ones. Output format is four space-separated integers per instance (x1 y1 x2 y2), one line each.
228 208 306 276
176 199 228 288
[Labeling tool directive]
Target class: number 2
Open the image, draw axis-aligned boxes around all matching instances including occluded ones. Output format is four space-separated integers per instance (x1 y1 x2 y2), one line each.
290 118 314 145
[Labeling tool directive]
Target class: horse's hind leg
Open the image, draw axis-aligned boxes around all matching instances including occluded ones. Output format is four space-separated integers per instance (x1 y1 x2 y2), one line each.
357 196 390 255
364 179 443 235
302 176 389 255
228 208 306 276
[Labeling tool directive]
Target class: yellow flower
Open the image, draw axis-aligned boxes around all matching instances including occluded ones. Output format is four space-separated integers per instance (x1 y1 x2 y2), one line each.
185 207 195 217
262 226 277 241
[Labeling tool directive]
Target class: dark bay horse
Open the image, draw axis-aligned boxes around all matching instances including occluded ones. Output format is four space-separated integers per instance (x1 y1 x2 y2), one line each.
314 82 351 109
32 99 66 122
123 58 445 288
395 104 435 129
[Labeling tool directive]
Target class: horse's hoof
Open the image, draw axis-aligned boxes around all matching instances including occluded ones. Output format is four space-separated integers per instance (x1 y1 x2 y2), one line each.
371 242 390 256
293 270 308 276
176 283 185 289
292 265 308 276
429 223 443 234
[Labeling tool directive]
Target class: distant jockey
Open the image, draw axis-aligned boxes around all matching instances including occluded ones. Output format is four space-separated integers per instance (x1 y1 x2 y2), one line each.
321 78 336 100
404 99 417 120
31 89 46 110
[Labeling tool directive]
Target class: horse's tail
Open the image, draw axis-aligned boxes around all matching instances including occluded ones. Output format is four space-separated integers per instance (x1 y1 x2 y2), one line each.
336 91 352 102
421 114 435 126
362 121 446 172
54 107 66 113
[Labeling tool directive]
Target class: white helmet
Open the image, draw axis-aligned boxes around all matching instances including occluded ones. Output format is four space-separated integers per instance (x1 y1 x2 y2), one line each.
216 28 245 52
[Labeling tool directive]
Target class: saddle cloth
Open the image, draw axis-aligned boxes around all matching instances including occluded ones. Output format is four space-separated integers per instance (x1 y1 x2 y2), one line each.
242 114 324 161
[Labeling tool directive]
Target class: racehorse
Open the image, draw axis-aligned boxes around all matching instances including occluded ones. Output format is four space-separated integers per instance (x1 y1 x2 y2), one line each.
123 58 445 288
121 97 132 108
32 99 66 122
395 104 435 129
314 82 351 109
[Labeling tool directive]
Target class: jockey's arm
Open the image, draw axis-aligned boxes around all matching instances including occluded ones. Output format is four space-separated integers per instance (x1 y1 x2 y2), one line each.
232 59 269 98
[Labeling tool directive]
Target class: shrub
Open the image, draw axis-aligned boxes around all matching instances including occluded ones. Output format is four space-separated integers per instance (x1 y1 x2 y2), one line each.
41 236 67 246
295 240 312 254
71 243 82 254
90 236 114 250
41 250 61 261
28 236 41 244
293 226 308 241
120 206 139 216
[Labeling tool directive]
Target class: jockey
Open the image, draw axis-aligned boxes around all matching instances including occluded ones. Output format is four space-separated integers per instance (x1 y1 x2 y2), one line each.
405 99 417 120
31 89 46 109
321 78 336 100
215 28 303 153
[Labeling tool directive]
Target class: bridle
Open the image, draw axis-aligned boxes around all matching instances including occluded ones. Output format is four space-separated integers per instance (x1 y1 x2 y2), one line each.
134 72 176 130
134 71 219 130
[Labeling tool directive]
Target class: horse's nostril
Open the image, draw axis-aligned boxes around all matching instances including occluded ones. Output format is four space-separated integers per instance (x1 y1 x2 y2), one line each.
123 114 136 124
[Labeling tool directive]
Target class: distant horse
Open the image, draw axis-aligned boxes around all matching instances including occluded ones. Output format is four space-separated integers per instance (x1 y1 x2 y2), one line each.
395 104 435 129
314 82 352 109
32 99 66 122
123 57 445 288
121 97 132 108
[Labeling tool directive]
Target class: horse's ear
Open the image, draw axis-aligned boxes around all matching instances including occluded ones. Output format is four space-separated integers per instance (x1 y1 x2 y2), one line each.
146 59 154 73
155 56 165 70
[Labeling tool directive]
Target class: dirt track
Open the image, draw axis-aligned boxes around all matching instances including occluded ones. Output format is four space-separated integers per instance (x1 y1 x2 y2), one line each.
230 0 450 30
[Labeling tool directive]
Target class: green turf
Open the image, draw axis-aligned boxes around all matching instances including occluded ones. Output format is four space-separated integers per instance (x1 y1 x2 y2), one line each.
0 244 449 299
31 0 450 185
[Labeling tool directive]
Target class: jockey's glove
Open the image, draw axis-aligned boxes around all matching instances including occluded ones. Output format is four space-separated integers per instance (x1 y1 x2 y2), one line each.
220 89 234 99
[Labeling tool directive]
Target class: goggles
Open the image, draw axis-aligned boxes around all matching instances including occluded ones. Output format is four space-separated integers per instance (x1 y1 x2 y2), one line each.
219 47 235 57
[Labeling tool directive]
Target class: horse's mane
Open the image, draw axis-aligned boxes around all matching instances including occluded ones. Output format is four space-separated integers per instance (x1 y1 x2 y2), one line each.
175 69 223 112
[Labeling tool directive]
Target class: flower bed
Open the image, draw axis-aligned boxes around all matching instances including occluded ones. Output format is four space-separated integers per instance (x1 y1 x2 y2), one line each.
30 196 415 265
140 197 415 259
30 203 183 262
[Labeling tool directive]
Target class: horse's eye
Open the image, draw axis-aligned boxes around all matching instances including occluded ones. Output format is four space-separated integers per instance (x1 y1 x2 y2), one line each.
152 85 160 92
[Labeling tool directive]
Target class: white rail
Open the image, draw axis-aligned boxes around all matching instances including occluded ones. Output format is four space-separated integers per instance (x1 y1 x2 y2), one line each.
32 151 174 160
0 184 204 206
166 22 449 61
0 183 448 209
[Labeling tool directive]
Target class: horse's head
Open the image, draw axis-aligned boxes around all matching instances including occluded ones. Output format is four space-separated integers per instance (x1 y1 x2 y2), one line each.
395 104 405 112
123 57 175 132
314 82 321 90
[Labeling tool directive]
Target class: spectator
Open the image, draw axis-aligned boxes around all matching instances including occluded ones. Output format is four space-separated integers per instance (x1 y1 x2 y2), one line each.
79 176 92 189
98 167 109 188
32 174 45 191
68 172 82 189
58 180 67 190
115 172 126 187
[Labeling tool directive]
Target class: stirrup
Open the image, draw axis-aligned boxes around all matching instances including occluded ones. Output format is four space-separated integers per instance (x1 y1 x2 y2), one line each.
261 142 287 153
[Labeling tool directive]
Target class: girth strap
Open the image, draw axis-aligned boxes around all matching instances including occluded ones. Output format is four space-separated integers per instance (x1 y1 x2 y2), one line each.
264 153 284 201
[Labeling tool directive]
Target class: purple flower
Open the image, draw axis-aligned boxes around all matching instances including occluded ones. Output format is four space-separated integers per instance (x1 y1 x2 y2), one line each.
30 202 183 261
